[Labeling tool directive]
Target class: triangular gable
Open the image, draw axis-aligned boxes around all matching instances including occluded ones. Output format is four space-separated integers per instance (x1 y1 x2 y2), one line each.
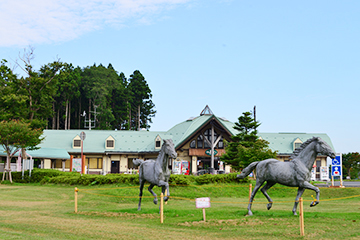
173 115 234 150
200 105 214 116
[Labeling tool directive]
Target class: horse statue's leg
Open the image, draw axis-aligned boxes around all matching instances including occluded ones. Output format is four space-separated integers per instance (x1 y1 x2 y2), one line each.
137 180 145 211
247 179 265 216
148 184 158 204
260 181 276 210
161 184 170 202
302 181 320 207
162 182 170 202
292 187 305 215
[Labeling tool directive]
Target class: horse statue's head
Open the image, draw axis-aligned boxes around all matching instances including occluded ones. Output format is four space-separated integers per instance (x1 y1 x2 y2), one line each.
314 137 336 159
162 139 177 159
290 136 336 160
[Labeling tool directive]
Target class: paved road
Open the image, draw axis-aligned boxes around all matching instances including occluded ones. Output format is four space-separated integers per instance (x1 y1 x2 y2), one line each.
316 181 360 188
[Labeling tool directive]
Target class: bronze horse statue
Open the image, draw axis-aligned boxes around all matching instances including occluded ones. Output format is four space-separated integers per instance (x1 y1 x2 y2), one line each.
238 137 336 216
133 139 177 211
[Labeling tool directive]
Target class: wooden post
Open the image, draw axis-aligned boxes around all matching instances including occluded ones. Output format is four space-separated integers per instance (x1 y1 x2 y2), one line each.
299 197 304 236
70 155 73 172
165 189 168 205
249 184 252 203
160 192 164 223
340 175 344 187
75 187 78 213
331 175 334 187
202 208 206 222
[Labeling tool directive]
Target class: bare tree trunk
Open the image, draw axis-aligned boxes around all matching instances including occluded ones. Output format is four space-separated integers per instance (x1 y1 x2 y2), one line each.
78 99 81 128
65 100 68 130
89 99 91 130
3 155 13 183
68 100 71 129
129 107 131 130
57 109 59 130
138 105 140 131
52 102 56 129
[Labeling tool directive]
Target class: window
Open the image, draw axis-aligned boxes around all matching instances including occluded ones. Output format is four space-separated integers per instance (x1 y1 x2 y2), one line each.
155 135 162 149
55 159 62 168
86 158 103 169
197 135 203 148
190 140 196 148
204 129 211 148
73 139 81 147
203 128 221 148
107 140 114 148
217 136 224 149
293 138 303 151
65 160 70 168
316 160 321 172
294 142 302 149
105 136 115 149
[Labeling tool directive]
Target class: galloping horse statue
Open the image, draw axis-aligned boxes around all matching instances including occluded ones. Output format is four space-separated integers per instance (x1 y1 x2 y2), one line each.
238 137 336 216
133 139 177 211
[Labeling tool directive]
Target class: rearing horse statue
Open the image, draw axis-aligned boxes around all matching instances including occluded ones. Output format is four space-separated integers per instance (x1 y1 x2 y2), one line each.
238 137 336 216
133 139 177 211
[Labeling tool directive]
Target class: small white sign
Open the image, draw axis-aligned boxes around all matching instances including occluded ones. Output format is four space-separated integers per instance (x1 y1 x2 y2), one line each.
72 158 82 173
196 197 211 209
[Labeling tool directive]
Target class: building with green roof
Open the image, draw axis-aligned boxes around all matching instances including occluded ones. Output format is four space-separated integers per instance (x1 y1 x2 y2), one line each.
1 106 335 180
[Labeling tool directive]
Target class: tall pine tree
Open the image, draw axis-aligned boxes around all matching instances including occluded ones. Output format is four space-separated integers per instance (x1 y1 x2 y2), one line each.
127 70 156 130
221 111 277 170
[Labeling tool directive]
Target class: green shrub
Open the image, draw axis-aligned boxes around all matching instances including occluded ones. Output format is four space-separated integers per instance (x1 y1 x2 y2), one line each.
194 173 249 185
169 175 192 185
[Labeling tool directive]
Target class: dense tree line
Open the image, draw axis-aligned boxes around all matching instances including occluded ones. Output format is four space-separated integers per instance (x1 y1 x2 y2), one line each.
0 49 156 131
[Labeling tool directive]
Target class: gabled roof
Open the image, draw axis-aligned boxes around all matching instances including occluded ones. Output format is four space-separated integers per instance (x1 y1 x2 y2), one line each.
259 132 335 154
166 115 236 149
39 130 174 154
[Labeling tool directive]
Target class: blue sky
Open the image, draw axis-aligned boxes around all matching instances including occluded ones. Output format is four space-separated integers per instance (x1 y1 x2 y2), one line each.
1 0 359 153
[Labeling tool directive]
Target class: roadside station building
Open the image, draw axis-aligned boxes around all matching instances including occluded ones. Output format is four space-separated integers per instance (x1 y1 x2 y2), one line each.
0 106 335 180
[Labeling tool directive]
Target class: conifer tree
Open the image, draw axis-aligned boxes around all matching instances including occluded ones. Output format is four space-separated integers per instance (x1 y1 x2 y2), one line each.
221 111 277 170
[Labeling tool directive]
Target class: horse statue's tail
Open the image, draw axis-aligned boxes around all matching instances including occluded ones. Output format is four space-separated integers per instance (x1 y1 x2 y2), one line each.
132 159 144 167
237 161 259 179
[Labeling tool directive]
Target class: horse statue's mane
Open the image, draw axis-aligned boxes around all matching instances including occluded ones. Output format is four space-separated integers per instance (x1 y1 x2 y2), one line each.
289 136 319 160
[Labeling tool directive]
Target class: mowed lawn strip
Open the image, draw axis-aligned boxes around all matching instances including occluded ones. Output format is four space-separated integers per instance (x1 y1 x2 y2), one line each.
0 183 359 239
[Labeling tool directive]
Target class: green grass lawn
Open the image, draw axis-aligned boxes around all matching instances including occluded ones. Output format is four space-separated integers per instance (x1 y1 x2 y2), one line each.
0 182 359 239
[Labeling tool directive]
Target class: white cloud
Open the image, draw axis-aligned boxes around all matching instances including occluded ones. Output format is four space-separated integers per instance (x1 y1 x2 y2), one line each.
0 0 192 47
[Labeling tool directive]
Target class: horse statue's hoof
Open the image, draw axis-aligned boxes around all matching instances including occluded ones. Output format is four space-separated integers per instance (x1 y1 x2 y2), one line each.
153 198 158 205
247 210 253 216
267 203 272 210
164 196 169 202
310 201 319 207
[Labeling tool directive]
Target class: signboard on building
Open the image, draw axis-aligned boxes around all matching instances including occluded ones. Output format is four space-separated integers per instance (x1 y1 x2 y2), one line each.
205 149 218 156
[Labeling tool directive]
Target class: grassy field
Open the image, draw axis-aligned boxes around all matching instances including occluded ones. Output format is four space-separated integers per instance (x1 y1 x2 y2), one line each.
0 182 359 239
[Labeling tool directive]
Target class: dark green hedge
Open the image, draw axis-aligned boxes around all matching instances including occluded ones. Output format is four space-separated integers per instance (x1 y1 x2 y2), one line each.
194 173 249 184
0 169 248 186
0 169 72 183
